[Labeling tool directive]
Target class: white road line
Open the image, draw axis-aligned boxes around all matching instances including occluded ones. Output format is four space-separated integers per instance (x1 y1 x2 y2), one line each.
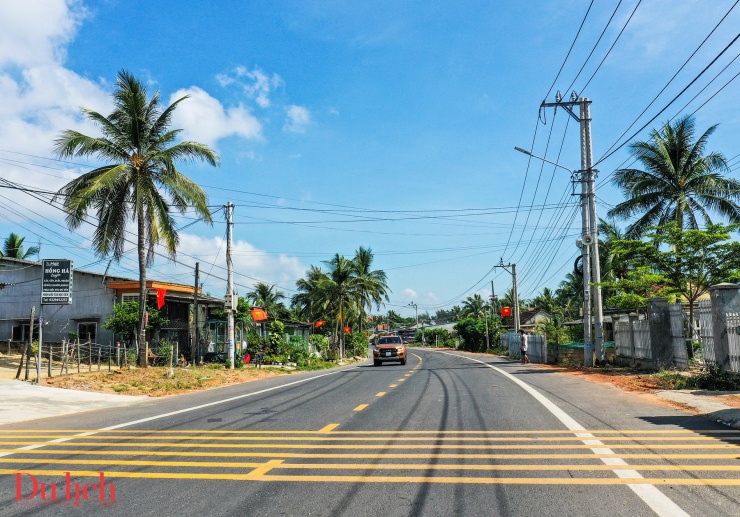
440 351 691 517
0 368 353 459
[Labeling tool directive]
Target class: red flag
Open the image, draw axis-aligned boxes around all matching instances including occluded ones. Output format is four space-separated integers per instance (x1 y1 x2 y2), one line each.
315 320 327 328
155 288 167 309
250 307 268 321
343 326 351 334
501 307 512 317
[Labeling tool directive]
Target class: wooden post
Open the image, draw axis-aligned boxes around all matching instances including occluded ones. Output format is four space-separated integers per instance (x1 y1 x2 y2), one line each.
47 345 52 378
168 343 174 377
108 342 112 372
88 341 92 372
22 306 35 381
97 347 101 371
76 341 80 373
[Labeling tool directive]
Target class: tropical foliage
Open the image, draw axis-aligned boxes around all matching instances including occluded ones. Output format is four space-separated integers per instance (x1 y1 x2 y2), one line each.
54 70 218 367
0 233 39 259
608 115 739 238
291 247 389 357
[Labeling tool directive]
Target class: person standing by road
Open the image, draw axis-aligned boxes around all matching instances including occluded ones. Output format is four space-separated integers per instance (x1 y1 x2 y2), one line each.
520 332 529 364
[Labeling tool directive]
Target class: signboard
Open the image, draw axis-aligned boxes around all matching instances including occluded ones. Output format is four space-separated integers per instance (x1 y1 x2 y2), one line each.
41 259 73 305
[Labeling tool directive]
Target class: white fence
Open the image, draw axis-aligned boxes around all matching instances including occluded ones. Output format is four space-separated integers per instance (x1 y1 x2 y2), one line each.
727 312 740 372
502 332 546 364
698 299 716 365
669 304 689 368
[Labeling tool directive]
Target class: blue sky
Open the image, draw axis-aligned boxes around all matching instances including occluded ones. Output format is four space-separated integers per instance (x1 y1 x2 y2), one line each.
0 0 738 318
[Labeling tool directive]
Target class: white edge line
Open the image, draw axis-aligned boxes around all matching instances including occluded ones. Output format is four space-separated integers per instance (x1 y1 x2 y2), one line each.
438 351 691 517
0 368 353 458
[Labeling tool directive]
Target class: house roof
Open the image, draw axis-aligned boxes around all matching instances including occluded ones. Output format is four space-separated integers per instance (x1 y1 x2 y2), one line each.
106 280 201 294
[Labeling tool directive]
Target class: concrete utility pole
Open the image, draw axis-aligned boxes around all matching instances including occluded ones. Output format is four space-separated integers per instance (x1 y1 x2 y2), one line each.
193 262 199 365
226 202 235 369
409 302 418 337
536 93 605 366
494 260 520 334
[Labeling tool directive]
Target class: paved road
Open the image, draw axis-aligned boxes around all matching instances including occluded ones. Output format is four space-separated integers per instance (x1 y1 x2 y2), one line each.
0 349 738 516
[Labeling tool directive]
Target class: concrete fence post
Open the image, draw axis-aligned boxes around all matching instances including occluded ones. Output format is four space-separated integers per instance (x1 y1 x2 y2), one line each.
648 298 673 369
628 312 638 367
709 283 740 373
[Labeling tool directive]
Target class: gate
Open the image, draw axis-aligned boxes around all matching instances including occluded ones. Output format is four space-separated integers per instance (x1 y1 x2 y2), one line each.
698 299 715 365
727 312 740 372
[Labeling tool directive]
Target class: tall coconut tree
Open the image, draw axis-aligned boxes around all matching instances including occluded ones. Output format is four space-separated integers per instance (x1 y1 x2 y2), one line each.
318 254 362 358
1 233 39 259
291 265 325 321
247 282 288 319
54 70 219 367
352 246 390 333
461 294 486 319
608 115 738 238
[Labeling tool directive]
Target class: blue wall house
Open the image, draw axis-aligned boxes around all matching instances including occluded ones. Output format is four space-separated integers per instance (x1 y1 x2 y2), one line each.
0 257 223 358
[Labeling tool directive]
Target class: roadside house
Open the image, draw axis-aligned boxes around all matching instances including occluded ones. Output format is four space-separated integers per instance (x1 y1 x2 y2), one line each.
0 257 223 356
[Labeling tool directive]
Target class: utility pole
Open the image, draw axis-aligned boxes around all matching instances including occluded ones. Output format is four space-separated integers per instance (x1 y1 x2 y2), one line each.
581 98 605 364
494 260 520 334
538 92 605 366
193 262 199 365
409 302 418 342
225 202 235 369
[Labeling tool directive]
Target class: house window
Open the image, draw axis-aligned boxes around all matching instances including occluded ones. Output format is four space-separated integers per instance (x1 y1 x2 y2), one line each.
122 294 139 304
78 322 97 343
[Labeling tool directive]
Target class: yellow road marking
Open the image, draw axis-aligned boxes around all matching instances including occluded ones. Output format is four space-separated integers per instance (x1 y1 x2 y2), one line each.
3 458 738 473
353 404 368 412
398 379 405 382
0 434 734 443
0 441 735 450
376 392 386 397
1 469 739 486
389 384 398 388
245 459 284 478
1 449 735 460
405 374 412 377
5 429 737 435
318 424 340 433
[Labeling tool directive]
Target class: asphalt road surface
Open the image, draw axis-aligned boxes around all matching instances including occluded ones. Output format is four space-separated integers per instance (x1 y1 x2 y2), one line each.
0 349 738 516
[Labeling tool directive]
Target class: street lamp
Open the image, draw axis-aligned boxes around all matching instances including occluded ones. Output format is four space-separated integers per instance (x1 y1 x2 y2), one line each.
514 145 605 367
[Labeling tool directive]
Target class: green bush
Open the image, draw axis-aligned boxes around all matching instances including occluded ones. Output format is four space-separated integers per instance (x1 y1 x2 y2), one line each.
654 366 740 391
347 332 369 357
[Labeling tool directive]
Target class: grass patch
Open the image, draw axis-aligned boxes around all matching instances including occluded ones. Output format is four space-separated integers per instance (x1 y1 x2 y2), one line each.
654 367 740 391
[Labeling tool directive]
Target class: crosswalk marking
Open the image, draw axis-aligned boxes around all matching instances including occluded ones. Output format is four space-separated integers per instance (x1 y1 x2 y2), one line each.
2 429 737 486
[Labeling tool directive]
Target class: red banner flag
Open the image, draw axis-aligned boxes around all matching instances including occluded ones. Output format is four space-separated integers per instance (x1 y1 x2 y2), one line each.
501 307 512 317
343 326 351 334
250 307 268 321
315 320 327 328
155 288 167 309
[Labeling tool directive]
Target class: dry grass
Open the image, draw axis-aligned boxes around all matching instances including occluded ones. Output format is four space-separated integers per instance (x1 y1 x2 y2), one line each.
43 365 289 396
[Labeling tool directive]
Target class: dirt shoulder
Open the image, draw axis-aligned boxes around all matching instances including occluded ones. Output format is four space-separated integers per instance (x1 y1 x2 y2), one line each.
532 362 740 410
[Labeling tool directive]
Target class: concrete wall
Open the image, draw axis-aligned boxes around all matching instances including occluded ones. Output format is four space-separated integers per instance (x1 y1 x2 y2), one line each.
0 259 119 345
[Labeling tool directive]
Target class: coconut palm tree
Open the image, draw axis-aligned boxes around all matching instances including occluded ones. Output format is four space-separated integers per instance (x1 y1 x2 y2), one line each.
1 233 39 259
291 265 325 321
54 70 219 367
247 282 288 319
318 254 363 358
532 287 558 315
461 294 486 319
352 246 390 333
608 115 738 238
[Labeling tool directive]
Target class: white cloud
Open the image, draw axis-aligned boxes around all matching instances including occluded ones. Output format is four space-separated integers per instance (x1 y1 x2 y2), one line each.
169 87 263 147
284 105 311 133
217 66 284 108
174 233 306 296
401 288 418 300
0 0 86 67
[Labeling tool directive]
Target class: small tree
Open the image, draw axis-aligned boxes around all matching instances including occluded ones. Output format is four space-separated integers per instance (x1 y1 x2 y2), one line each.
103 301 168 343
612 223 740 335
454 318 487 352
